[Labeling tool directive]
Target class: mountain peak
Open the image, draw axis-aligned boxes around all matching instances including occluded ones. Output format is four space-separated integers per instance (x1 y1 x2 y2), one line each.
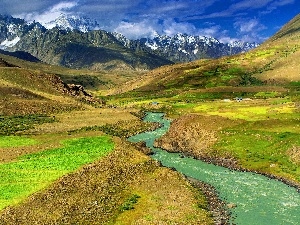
44 14 100 32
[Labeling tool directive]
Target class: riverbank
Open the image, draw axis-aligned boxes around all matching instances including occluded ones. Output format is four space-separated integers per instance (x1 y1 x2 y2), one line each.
187 177 230 225
153 113 300 191
137 112 300 224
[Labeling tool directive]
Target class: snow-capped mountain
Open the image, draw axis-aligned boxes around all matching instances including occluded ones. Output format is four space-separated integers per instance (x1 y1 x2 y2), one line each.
0 14 171 70
0 15 25 49
0 15 45 50
0 14 259 70
113 32 259 62
44 14 100 32
38 14 259 61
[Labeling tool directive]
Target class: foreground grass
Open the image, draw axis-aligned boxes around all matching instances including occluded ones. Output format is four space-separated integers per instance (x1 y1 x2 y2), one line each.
0 136 114 210
0 136 37 148
0 138 213 225
0 107 213 224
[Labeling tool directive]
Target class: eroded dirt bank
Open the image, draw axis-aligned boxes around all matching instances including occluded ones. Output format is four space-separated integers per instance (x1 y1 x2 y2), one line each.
153 113 300 191
154 114 241 169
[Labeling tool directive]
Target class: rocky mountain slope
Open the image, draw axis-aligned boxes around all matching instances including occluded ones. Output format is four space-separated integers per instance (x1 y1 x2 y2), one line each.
12 27 172 70
0 15 172 71
0 14 257 71
113 32 258 63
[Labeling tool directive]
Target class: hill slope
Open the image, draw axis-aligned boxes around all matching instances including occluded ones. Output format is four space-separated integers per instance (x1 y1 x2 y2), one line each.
0 54 102 115
0 50 40 62
268 14 300 41
255 13 300 82
108 13 300 95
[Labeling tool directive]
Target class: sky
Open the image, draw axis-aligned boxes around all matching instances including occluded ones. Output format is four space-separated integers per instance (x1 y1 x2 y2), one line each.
0 0 299 43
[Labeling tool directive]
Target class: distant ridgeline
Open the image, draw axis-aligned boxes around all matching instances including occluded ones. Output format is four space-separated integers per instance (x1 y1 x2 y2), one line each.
0 14 258 70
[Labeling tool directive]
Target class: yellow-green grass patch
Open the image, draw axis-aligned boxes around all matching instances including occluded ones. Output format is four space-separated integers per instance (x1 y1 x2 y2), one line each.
215 129 300 182
0 136 37 148
193 100 297 121
0 136 114 210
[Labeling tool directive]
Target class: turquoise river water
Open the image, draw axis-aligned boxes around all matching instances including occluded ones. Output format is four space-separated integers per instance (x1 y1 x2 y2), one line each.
128 112 300 225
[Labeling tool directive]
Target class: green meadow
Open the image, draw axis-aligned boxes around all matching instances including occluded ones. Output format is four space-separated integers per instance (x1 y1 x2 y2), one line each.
0 136 114 210
183 100 300 182
0 136 37 148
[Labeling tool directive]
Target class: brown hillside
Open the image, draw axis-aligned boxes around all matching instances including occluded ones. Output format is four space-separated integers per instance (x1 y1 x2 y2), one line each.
268 13 300 42
0 58 15 67
0 54 102 115
254 13 300 82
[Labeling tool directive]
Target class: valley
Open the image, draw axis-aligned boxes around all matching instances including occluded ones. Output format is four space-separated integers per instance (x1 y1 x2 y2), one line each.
0 12 300 225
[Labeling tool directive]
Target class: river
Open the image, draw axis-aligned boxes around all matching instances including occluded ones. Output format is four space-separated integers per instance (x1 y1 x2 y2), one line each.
128 112 300 225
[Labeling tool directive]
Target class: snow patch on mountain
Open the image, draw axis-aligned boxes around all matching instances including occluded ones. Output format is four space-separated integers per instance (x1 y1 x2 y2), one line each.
145 41 159 50
112 32 259 62
43 14 100 32
0 37 20 49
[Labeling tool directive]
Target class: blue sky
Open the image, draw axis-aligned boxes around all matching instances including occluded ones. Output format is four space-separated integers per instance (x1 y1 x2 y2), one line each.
0 0 298 43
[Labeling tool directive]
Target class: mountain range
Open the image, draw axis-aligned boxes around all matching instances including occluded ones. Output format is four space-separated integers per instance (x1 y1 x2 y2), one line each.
109 13 300 95
113 32 258 63
0 14 258 71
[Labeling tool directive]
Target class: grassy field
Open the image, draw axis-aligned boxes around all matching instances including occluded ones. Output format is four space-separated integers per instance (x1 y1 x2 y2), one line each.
0 136 37 148
0 107 214 224
1 92 299 223
0 135 114 210
104 81 300 186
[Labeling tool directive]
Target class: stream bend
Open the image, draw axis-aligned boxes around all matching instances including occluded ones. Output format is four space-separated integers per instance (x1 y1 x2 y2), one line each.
128 112 300 225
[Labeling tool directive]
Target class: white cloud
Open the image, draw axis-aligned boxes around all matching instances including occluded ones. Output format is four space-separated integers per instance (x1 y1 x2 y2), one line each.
234 19 266 33
234 18 267 42
197 26 223 37
162 19 197 37
235 19 258 33
230 0 273 11
114 20 158 40
51 1 78 12
114 19 220 40
262 0 295 14
16 1 78 25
